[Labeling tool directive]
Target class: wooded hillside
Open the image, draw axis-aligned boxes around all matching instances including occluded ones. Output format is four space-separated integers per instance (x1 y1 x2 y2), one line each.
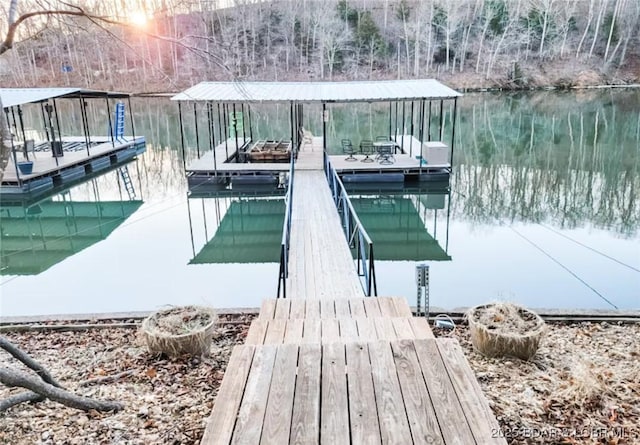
1 0 639 91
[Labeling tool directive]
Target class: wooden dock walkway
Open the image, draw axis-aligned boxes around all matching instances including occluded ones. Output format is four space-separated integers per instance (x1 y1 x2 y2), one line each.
199 136 505 445
201 297 506 445
286 137 363 299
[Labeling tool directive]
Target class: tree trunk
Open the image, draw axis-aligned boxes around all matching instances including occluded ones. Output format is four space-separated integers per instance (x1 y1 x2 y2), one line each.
577 0 595 57
539 6 550 56
604 0 620 61
589 0 608 58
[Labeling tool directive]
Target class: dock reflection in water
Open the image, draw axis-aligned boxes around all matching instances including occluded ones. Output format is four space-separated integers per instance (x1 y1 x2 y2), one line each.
1 162 143 276
187 192 286 265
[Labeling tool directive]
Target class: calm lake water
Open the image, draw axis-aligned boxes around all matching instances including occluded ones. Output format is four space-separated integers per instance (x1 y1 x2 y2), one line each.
1 90 638 317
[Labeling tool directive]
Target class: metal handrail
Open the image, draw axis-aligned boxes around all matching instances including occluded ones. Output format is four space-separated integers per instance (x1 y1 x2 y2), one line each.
276 152 295 298
323 153 378 296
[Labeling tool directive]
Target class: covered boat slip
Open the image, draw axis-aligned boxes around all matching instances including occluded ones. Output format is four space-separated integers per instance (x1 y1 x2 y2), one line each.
172 79 460 188
1 88 145 198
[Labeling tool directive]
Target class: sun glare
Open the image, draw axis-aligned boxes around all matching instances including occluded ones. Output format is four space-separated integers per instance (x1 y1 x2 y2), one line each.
129 11 148 28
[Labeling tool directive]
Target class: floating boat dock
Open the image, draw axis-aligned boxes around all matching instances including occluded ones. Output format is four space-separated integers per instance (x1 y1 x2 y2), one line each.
1 88 146 199
172 79 459 192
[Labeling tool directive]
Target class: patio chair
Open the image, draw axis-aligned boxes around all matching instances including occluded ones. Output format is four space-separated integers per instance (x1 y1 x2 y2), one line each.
342 139 357 161
377 143 395 165
360 140 375 163
376 135 389 142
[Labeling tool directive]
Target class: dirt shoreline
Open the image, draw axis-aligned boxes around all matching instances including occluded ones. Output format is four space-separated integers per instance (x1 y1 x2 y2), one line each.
1 315 638 444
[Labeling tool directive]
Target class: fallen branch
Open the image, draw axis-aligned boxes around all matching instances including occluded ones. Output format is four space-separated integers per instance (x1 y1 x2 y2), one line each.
0 367 123 412
0 391 43 412
0 336 62 388
78 369 135 387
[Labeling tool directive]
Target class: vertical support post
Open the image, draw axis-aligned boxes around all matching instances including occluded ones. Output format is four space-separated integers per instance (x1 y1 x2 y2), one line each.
207 102 217 173
39 103 50 142
439 100 444 141
217 103 223 152
427 101 432 141
233 103 240 160
409 101 415 157
419 99 425 144
207 103 214 151
79 98 91 157
127 96 136 140
104 97 114 147
222 103 229 161
178 102 186 170
247 104 253 141
450 98 458 170
289 101 294 149
16 106 28 161
400 100 406 152
445 190 452 252
388 101 392 139
322 102 327 153
10 107 18 141
241 103 246 142
193 102 201 158
52 98 63 147
8 118 21 186
394 101 399 141
44 103 59 166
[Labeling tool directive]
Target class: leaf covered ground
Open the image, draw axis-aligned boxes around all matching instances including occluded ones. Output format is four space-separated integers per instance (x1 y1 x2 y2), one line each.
1 317 638 444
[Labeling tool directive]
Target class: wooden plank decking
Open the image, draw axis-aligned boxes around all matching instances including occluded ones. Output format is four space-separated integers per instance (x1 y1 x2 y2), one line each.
185 138 249 173
286 138 363 299
3 136 145 183
201 297 506 445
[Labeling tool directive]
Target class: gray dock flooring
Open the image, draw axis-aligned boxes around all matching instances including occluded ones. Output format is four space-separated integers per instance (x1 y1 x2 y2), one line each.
286 138 363 299
201 297 507 445
3 136 144 183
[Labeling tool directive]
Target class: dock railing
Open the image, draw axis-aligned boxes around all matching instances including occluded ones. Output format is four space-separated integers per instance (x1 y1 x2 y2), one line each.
324 153 378 296
276 152 295 298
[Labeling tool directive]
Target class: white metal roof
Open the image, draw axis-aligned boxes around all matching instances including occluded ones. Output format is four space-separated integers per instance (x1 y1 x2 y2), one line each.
172 79 462 103
0 88 130 108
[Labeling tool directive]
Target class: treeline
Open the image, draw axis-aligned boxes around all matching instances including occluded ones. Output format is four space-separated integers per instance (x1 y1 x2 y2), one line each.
1 0 639 91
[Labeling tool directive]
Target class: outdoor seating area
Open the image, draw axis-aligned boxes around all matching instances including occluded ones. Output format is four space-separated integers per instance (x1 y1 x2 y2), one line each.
340 137 399 165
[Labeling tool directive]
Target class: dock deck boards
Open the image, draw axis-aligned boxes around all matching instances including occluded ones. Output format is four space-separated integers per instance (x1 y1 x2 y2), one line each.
202 335 506 444
3 136 144 183
286 139 363 299
185 138 250 173
330 134 451 174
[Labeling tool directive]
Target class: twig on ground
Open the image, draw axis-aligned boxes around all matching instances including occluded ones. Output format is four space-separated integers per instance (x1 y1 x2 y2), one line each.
78 369 136 387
